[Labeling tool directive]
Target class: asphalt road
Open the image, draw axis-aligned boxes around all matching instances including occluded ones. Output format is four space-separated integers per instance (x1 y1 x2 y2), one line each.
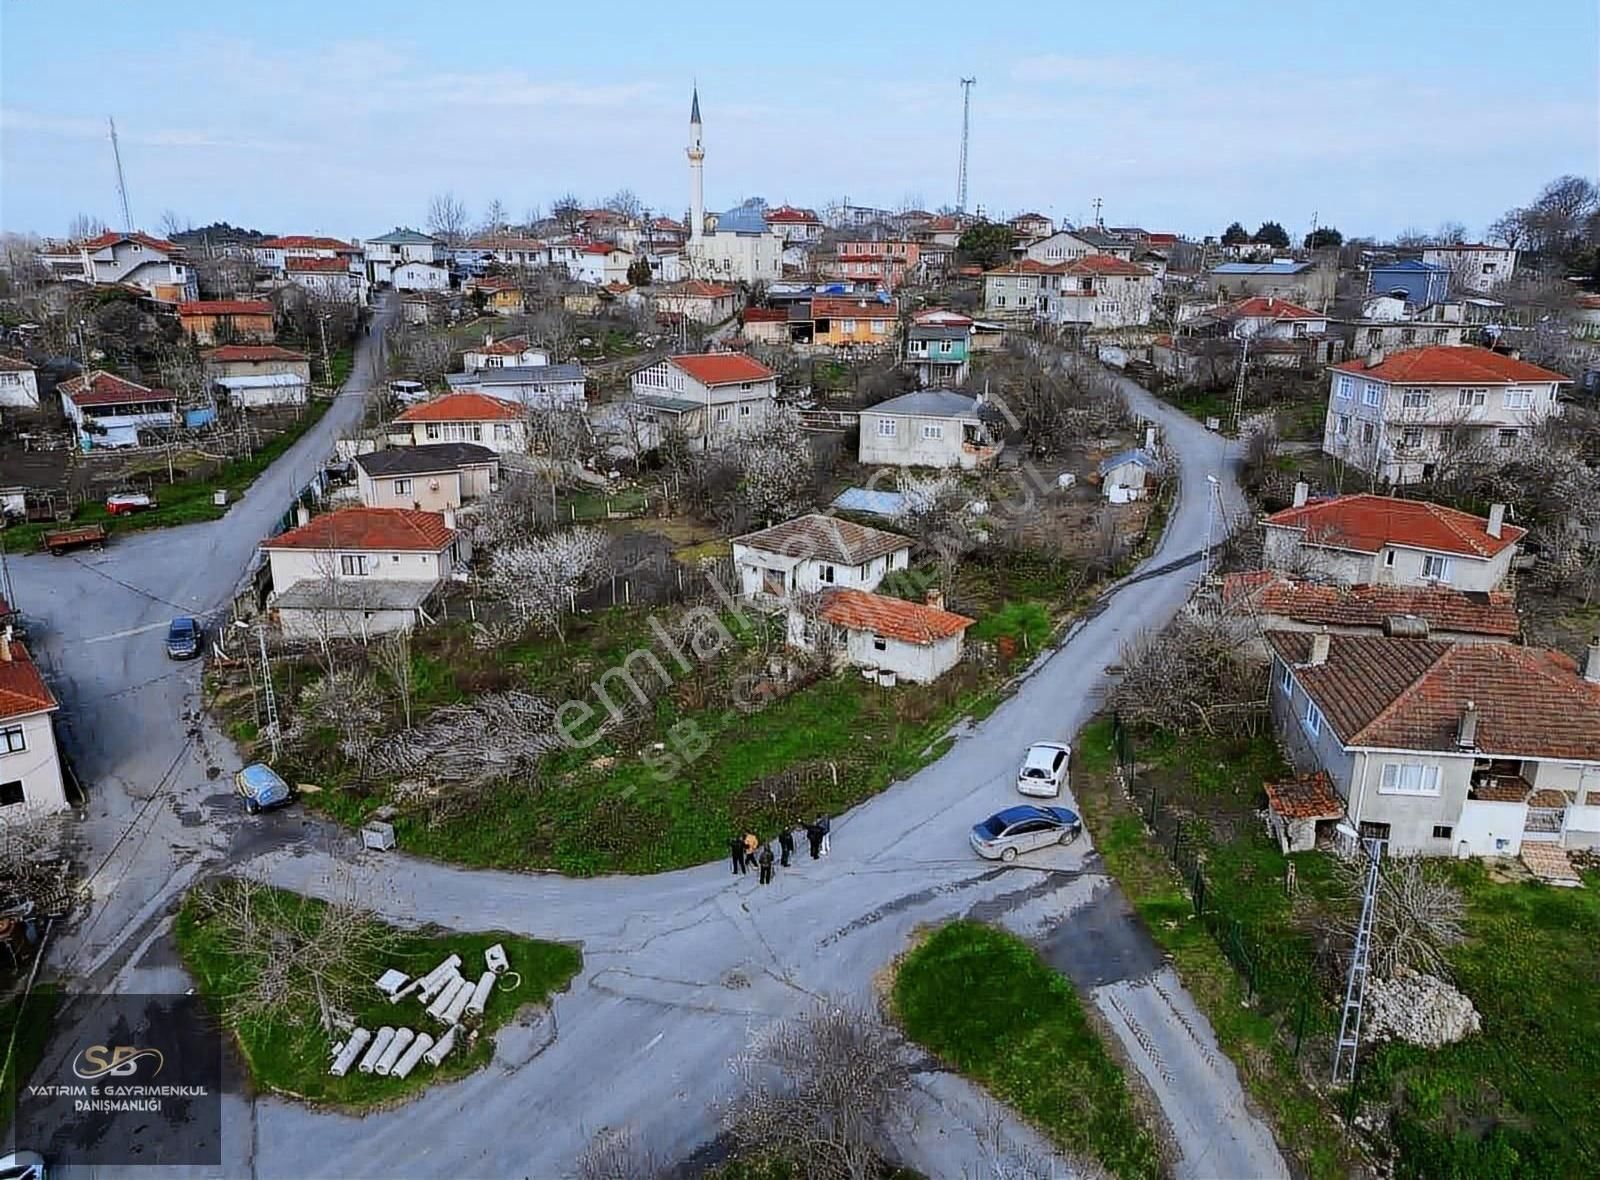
17 341 1286 1179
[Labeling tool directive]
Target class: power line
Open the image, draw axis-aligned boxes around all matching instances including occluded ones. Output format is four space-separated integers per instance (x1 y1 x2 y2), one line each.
955 78 976 215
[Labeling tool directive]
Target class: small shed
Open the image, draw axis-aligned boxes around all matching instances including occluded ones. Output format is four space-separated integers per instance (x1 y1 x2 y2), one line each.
214 372 309 408
1097 448 1160 502
1264 772 1345 853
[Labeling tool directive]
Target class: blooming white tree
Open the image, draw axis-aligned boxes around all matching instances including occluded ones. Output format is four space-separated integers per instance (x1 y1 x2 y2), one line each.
725 406 814 526
484 526 610 641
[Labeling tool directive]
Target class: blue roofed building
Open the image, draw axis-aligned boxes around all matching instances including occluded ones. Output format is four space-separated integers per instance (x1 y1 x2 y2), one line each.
1366 258 1450 307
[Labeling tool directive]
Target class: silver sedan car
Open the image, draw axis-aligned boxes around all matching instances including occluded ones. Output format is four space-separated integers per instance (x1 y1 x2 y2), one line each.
970 805 1082 862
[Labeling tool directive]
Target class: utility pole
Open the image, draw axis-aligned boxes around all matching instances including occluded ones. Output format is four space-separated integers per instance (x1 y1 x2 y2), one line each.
1333 835 1385 1083
107 117 134 232
955 78 976 215
1092 197 1103 229
1230 333 1251 434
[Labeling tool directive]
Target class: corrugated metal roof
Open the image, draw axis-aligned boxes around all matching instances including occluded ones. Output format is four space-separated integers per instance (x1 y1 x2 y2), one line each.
831 487 908 517
865 390 982 419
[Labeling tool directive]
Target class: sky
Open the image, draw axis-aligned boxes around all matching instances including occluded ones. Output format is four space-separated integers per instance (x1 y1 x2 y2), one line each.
2 0 1596 244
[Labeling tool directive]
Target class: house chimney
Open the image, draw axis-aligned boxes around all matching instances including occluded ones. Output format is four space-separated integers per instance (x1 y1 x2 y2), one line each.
1456 700 1479 749
1486 502 1505 539
0 627 11 663
1585 635 1600 685
1308 629 1330 667
1293 480 1309 508
443 507 457 531
925 587 945 611
296 504 311 527
1366 347 1385 368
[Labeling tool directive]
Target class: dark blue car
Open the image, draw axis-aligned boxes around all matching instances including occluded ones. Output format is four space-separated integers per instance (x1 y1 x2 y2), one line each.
166 617 201 660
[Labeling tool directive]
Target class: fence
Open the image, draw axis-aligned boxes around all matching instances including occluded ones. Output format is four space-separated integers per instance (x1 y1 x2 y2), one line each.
1111 712 1327 1060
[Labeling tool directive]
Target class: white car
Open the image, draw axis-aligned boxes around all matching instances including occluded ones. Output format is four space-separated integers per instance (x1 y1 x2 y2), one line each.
1016 741 1071 798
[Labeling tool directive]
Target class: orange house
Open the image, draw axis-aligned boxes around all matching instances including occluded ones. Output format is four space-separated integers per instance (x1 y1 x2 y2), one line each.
811 296 898 347
178 300 276 345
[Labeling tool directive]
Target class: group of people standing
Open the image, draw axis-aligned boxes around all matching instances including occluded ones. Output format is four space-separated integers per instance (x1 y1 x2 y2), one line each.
730 817 832 885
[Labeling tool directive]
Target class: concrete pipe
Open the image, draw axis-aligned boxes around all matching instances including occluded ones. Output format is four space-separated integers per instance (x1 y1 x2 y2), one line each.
391 1032 433 1079
358 1027 396 1073
374 1027 415 1075
329 1028 371 1077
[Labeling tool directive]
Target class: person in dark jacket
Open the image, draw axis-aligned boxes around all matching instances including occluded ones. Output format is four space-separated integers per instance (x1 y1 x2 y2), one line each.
805 821 823 860
778 826 796 868
758 843 775 885
730 834 747 875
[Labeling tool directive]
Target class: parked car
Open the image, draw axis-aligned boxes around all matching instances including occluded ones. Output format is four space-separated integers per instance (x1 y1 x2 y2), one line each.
165 617 202 660
1016 741 1071 798
234 764 293 814
105 491 157 515
0 1150 49 1180
970 805 1082 862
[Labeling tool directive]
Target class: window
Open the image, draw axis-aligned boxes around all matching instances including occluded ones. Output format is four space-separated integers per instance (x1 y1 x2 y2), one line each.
1457 388 1487 408
714 406 731 424
1401 389 1429 409
819 564 835 584
0 726 24 755
1361 422 1376 445
1503 388 1533 410
877 418 897 437
1497 428 1519 448
1433 825 1454 840
871 319 887 334
841 319 856 333
922 423 944 440
1302 700 1324 737
0 781 22 807
393 478 412 495
1400 328 1416 346
425 423 441 440
1383 550 1397 568
872 635 887 652
1422 553 1453 582
939 340 952 354
996 296 1006 308
494 423 512 440
1334 413 1349 438
1401 427 1423 449
740 382 752 391
340 554 370 577
1379 762 1442 796
1278 660 1293 695
1361 383 1383 407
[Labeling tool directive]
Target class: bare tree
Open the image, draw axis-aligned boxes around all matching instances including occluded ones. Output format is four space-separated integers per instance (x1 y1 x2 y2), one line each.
1487 209 1527 250
1432 220 1468 245
479 198 509 239
159 209 188 238
66 212 109 241
530 306 577 361
372 631 415 730
725 999 907 1180
285 666 386 772
427 192 470 246
898 472 986 591
385 324 454 385
604 189 643 223
1324 854 1465 979
551 193 585 235
1110 610 1266 737
482 527 610 641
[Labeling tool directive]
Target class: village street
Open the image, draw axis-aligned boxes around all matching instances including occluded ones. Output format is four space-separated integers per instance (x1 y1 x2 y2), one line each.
20 355 1283 1179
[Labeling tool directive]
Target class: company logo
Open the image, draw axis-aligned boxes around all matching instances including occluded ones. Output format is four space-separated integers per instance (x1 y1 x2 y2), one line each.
72 1045 165 1080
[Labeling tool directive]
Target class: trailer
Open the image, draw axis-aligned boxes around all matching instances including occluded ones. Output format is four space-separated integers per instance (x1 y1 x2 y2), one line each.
42 524 107 556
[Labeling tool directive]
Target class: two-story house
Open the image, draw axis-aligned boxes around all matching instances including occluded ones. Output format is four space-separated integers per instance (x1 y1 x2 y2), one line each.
811 296 898 348
765 206 824 243
394 392 527 453
1263 491 1523 590
569 242 634 286
1024 228 1135 264
262 506 469 640
463 335 548 371
363 228 447 285
823 241 921 290
982 259 1061 320
78 231 196 302
1268 629 1600 857
1008 212 1055 241
858 390 1000 470
1036 256 1156 330
1203 297 1328 340
355 443 499 511
0 357 40 410
0 631 68 813
1367 259 1451 307
1320 346 1571 483
287 256 366 302
733 513 911 601
444 364 586 411
204 344 312 408
654 281 739 325
58 371 179 449
178 299 276 345
904 323 970 386
1421 244 1517 294
626 352 777 449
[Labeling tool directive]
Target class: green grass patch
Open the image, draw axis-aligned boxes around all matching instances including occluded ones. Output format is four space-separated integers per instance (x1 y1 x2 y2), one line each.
560 485 650 522
971 601 1052 650
893 921 1162 1180
175 883 580 1109
0 982 61 1140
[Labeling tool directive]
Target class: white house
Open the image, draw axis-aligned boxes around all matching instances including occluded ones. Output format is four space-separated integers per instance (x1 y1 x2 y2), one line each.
0 357 40 409
1421 244 1518 294
653 281 739 325
1036 256 1156 330
1320 345 1570 484
364 228 447 285
569 242 634 286
1268 630 1600 857
261 506 470 639
256 236 365 296
765 205 825 243
444 363 586 410
57 370 178 449
1262 491 1524 592
0 632 68 813
627 352 778 449
394 392 527 453
77 231 196 302
789 587 975 684
286 256 367 303
1204 297 1329 340
354 443 499 512
1025 228 1135 264
858 390 1001 470
392 260 450 292
462 335 548 372
733 513 911 601
1097 449 1160 501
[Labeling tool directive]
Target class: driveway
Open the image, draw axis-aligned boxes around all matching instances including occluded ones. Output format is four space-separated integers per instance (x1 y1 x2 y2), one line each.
21 350 1285 1179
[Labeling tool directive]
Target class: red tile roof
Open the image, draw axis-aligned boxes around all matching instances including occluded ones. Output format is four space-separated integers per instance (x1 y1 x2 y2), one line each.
286 256 351 273
1266 631 1600 761
1146 233 1180 246
923 216 961 232
468 276 523 293
578 241 628 255
766 206 821 223
58 370 170 407
1329 345 1570 385
0 356 34 373
1221 573 1519 638
203 345 309 363
820 588 974 646
984 259 1066 276
395 392 522 423
736 513 909 565
469 335 532 355
1264 494 1524 558
0 639 57 720
263 506 456 553
260 235 357 251
1216 296 1323 320
179 300 274 317
667 352 774 386
1062 254 1151 277
1264 772 1344 820
663 280 736 298
80 231 179 254
812 296 896 320
742 307 787 323
650 217 687 231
